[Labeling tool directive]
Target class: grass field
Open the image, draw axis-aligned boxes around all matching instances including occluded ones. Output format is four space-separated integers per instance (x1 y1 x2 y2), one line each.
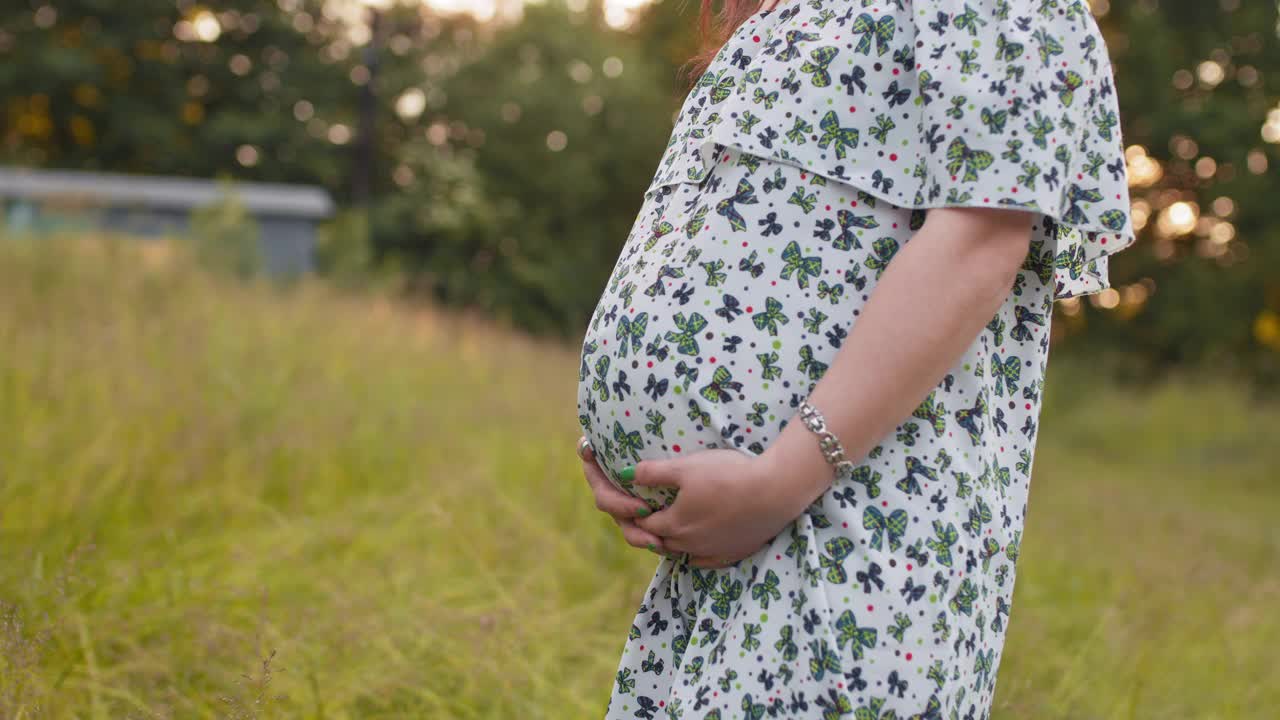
1 236 1277 719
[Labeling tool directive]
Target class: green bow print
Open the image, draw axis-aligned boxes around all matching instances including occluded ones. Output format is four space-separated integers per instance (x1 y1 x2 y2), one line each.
751 569 782 609
716 177 760 232
780 240 823 289
699 365 743 404
817 110 860 160
807 638 842 681
663 311 708 355
710 575 743 620
945 137 995 182
834 609 878 660
862 505 909 552
850 13 896 56
1033 28 1064 68
612 420 643 462
799 45 840 87
818 536 855 583
849 465 882 499
864 237 900 280
912 391 948 437
990 353 1021 397
592 354 611 401
926 520 960 568
797 344 830 382
613 311 647 358
949 578 979 617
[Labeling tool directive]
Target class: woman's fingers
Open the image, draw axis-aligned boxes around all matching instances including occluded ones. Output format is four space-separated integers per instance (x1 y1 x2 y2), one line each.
658 535 690 556
685 540 770 569
577 440 676 557
616 517 670 554
576 438 676 556
580 454 651 520
688 554 736 569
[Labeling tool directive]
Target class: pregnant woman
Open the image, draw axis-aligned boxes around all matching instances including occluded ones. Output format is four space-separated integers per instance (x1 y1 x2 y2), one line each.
576 1 1133 717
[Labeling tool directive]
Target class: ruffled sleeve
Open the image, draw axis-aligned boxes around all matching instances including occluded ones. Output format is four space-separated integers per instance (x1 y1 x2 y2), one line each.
643 0 1135 301
902 0 1135 299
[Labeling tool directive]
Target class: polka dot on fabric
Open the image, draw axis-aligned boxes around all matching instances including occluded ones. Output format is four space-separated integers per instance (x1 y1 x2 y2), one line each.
584 3 1134 719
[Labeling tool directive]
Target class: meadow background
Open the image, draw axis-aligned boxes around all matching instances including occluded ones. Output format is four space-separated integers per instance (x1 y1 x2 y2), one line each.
2 237 1277 719
3 0 1280 718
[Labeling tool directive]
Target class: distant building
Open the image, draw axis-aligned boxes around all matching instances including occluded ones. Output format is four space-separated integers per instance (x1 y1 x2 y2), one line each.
0 167 335 275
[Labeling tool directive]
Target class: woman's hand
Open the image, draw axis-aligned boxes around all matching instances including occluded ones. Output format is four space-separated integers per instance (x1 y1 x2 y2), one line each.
759 0 783 11
578 439 672 557
628 448 818 569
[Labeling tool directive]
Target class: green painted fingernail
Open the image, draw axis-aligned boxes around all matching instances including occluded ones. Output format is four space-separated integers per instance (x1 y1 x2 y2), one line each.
620 465 635 481
647 543 657 552
635 506 651 517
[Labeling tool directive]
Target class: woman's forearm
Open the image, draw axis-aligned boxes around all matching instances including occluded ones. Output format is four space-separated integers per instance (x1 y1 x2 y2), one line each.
758 207 1037 518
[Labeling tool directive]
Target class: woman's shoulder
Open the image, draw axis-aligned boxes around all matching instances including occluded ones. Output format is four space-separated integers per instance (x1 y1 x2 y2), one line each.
650 0 1124 198
643 0 1132 300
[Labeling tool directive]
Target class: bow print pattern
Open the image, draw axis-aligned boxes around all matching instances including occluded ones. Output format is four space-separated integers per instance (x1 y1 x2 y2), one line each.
582 3 1135 719
643 0 1135 302
584 143 1074 720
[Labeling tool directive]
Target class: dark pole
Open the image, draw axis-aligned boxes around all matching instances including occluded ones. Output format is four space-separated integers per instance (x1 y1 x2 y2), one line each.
354 6 380 209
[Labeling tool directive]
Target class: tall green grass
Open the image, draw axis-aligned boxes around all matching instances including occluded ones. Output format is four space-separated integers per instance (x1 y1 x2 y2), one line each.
1 236 1276 719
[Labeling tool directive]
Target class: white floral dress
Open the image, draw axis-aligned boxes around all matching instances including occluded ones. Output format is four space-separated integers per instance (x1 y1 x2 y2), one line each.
575 2 1134 718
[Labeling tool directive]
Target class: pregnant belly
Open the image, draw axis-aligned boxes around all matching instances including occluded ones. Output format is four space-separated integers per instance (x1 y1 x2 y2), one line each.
575 145 920 508
574 233 861 509
575 303 815 509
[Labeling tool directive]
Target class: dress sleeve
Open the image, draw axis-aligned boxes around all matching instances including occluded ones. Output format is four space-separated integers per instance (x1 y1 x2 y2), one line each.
903 0 1135 300
643 0 1135 300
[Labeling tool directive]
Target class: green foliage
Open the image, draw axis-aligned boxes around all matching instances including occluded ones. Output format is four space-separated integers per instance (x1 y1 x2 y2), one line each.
189 183 263 280
315 208 384 291
0 1 359 186
370 141 521 321
375 1 677 336
1084 2 1280 385
2 0 1278 381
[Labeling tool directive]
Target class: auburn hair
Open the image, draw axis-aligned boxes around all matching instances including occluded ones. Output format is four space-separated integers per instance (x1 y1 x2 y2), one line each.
677 0 762 90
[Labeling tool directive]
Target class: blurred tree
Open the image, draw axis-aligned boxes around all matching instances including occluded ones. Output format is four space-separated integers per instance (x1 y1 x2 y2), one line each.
1067 0 1280 387
1 2 346 187
625 0 704 96
0 0 679 336
1 0 1277 386
189 182 263 279
387 0 675 334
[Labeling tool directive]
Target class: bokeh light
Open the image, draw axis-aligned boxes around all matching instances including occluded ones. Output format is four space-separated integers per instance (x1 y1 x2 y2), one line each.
236 145 260 167
328 123 352 145
1156 201 1198 238
1126 145 1163 187
191 9 222 43
396 88 427 120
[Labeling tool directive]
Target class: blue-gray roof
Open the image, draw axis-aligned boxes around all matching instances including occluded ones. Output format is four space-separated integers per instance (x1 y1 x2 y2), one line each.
0 166 335 219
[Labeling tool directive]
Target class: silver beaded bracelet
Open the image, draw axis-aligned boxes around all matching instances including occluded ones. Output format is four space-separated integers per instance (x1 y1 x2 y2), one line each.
797 399 856 477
